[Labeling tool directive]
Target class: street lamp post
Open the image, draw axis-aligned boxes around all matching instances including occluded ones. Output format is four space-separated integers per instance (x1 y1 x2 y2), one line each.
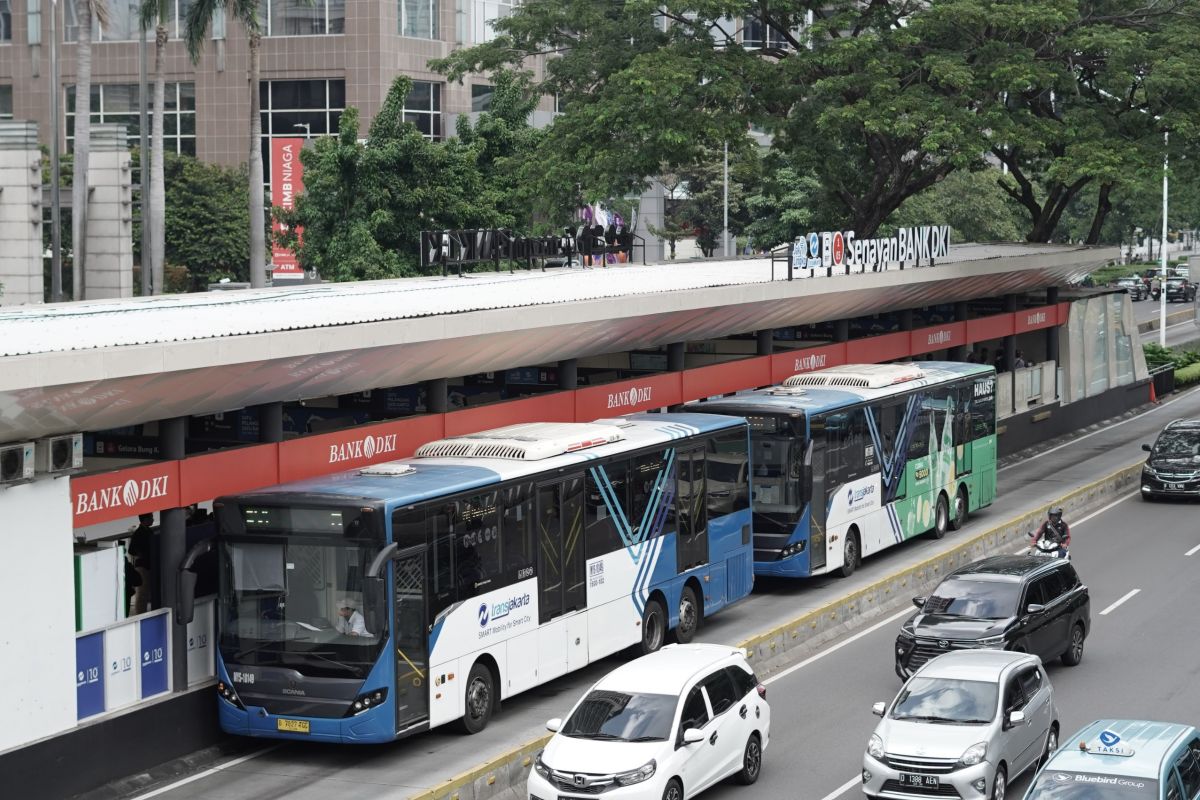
1160 130 1168 348
722 140 730 258
49 0 63 302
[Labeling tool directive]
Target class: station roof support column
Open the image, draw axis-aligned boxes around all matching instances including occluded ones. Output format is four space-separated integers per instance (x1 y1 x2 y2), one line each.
158 416 188 693
425 379 449 415
558 359 578 391
952 302 970 361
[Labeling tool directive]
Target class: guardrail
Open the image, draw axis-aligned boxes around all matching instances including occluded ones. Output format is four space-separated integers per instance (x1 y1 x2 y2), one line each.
1149 363 1177 397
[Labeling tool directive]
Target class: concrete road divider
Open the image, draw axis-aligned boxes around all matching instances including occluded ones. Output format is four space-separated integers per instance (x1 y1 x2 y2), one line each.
407 459 1145 800
1138 307 1194 334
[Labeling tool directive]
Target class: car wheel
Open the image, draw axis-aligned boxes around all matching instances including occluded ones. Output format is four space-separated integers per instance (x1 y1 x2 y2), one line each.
663 777 685 800
458 661 494 734
736 733 763 785
992 765 1007 800
839 529 860 578
1061 623 1085 666
674 585 700 644
640 597 667 655
1041 724 1060 768
950 485 969 531
931 493 950 539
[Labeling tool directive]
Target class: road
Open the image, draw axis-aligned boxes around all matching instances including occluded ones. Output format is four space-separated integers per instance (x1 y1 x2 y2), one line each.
702 481 1200 800
123 387 1200 800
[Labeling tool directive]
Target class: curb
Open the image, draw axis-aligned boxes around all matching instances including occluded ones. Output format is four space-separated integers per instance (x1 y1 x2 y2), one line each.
1138 307 1194 334
407 459 1145 800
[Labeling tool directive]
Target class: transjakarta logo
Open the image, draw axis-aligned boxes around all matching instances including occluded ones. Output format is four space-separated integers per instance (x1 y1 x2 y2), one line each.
329 433 399 464
480 594 532 627
793 353 827 372
608 386 652 410
846 485 875 504
76 476 170 515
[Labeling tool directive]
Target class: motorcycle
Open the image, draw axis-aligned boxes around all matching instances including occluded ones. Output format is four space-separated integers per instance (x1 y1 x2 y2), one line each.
1027 530 1070 560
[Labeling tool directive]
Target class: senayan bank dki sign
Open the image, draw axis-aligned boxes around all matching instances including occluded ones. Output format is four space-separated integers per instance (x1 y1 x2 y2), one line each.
790 225 952 272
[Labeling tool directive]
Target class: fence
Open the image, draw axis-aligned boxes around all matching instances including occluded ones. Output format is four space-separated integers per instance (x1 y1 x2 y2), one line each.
997 361 1058 420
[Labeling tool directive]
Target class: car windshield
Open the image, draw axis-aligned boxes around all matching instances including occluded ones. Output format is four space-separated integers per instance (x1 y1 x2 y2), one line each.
1026 771 1158 798
1153 430 1200 458
922 578 1021 619
891 677 997 724
560 690 677 742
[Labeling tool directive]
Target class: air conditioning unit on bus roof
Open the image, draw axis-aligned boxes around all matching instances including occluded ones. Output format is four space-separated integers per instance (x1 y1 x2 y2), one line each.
783 363 927 389
415 422 625 461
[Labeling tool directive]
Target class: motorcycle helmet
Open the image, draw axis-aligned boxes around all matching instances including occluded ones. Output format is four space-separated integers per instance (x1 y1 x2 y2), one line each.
1048 506 1063 521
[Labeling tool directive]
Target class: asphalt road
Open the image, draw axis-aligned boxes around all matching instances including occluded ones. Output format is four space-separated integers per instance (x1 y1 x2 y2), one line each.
701 479 1200 800
125 387 1200 800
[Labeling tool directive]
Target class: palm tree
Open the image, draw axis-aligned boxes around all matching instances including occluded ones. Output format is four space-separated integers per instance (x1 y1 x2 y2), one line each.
184 0 265 288
139 0 168 294
72 0 111 300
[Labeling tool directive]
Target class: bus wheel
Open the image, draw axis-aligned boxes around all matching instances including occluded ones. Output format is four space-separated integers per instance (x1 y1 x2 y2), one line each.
838 530 859 578
641 598 667 655
951 486 969 531
931 494 950 539
674 585 700 644
459 661 494 734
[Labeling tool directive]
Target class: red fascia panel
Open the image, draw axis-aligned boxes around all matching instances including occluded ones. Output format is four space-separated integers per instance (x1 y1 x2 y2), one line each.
1014 304 1059 333
574 372 683 421
846 331 909 364
910 322 967 356
179 444 279 507
277 415 444 484
445 392 575 437
72 461 181 528
770 343 848 383
681 356 772 402
967 313 1015 343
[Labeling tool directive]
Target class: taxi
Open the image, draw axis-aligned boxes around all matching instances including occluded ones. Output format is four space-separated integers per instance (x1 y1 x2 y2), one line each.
1025 719 1200 799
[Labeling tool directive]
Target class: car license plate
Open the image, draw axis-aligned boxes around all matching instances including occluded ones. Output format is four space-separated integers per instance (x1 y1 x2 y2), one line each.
276 718 310 734
1167 483 1183 490
900 773 939 789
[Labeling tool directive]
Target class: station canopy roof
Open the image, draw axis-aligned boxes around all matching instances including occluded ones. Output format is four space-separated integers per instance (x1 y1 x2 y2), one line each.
0 243 1112 442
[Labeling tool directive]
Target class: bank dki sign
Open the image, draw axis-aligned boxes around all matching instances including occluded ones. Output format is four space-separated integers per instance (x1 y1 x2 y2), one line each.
789 225 951 275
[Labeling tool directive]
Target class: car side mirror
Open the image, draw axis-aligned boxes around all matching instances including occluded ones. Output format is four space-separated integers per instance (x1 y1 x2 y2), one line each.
682 728 706 745
912 596 926 609
1142 443 1152 453
1026 603 1045 614
1008 710 1026 727
546 718 562 733
872 702 887 717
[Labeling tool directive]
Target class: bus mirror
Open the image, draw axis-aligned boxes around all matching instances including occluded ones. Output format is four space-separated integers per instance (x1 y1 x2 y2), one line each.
364 580 385 634
177 569 198 625
367 543 399 578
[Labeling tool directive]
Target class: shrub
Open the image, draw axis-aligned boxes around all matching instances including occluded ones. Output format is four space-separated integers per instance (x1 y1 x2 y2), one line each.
1175 363 1200 388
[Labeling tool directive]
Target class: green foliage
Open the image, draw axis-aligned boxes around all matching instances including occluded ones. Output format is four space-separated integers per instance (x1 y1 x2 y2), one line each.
887 168 1026 243
743 157 822 251
278 75 535 281
160 153 251 289
1174 363 1200 388
1144 344 1200 372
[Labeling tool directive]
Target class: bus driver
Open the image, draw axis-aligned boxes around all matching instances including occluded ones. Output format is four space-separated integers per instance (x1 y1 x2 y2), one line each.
335 598 370 637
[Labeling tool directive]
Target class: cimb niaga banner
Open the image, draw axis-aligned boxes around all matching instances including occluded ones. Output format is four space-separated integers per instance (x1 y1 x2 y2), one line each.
270 137 305 281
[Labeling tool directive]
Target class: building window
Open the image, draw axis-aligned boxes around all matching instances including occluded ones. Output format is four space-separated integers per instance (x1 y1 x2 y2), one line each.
400 0 438 39
0 86 11 119
259 79 345 183
66 0 196 40
742 15 790 50
471 84 493 113
0 0 12 42
472 0 513 43
258 0 344 35
66 83 196 155
404 81 441 140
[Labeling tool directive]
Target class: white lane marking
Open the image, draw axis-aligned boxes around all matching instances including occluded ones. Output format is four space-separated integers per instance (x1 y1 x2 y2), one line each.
1186 543 1200 557
764 606 913 687
818 775 862 800
1099 589 1141 616
998 389 1198 471
129 745 281 799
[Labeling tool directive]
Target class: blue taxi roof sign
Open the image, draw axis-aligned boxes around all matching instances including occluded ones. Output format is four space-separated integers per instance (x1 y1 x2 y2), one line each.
1079 730 1137 757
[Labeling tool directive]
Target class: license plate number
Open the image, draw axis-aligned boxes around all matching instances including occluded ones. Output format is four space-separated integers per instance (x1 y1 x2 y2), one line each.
900 773 939 788
276 718 310 733
1167 483 1183 490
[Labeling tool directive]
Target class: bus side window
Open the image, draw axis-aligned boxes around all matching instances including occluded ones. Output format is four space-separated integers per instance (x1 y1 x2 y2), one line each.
971 379 996 438
585 461 629 558
500 482 536 583
429 506 455 619
907 401 931 458
707 427 750 514
392 509 425 550
453 492 500 591
630 451 673 540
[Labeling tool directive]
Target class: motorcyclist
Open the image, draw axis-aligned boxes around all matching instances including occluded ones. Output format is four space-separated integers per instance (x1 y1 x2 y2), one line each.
1032 507 1070 557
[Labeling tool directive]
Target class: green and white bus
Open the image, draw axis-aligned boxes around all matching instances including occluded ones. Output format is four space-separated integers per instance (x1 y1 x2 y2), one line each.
687 361 997 579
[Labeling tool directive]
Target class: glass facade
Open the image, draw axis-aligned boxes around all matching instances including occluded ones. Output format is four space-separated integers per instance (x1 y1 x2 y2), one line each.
66 0 194 39
0 85 12 119
259 79 345 183
400 0 438 38
743 16 790 49
258 0 344 36
66 83 197 155
0 0 12 42
471 84 493 113
1063 293 1146 404
404 81 441 140
473 0 514 43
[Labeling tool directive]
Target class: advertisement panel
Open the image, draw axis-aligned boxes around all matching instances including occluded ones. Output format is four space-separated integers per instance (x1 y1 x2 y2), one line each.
76 632 105 720
105 622 139 710
140 614 170 698
270 137 306 281
187 598 216 686
770 343 847 383
71 461 180 528
910 322 966 356
277 415 441 484
573 372 683 421
1014 304 1059 333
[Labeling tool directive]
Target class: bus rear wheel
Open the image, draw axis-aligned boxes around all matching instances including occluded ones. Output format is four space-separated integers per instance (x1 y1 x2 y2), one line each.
950 486 969 531
931 493 950 539
458 661 494 734
674 585 700 644
640 598 667 655
838 530 859 578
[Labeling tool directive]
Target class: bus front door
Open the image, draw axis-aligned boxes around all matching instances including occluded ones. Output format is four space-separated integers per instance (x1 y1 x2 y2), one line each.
676 449 709 572
536 476 587 681
393 546 429 732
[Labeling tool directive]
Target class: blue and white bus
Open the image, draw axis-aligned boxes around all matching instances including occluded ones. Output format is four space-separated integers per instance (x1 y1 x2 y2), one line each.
688 362 997 580
202 413 754 743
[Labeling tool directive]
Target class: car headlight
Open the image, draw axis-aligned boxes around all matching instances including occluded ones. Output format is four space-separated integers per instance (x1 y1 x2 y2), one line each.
533 751 551 780
614 759 656 786
868 733 885 760
959 742 988 767
1143 465 1157 477
974 635 1005 648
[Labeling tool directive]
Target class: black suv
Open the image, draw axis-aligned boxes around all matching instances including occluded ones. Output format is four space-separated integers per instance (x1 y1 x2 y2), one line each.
1141 419 1200 500
895 555 1090 679
1165 278 1197 303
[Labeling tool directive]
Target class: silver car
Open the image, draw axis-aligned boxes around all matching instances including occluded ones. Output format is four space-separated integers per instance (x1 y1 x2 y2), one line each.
862 650 1059 800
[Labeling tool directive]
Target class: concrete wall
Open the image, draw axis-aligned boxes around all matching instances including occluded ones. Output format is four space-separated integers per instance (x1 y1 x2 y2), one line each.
0 476 77 754
0 121 44 306
84 125 134 300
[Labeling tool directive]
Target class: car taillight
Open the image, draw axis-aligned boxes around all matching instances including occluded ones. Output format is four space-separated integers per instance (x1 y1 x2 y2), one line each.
756 683 767 700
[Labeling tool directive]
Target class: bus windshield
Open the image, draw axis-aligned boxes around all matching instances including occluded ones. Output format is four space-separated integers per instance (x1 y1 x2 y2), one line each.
748 416 805 515
219 538 388 680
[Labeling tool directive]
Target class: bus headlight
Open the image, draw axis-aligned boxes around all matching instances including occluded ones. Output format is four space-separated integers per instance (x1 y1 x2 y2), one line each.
345 688 388 716
779 541 806 558
217 681 245 710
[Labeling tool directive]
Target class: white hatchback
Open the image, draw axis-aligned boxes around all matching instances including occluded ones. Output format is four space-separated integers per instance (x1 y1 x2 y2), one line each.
528 643 771 800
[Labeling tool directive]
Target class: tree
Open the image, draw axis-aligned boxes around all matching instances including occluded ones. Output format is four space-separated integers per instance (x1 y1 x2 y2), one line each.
888 168 1026 244
743 153 822 251
185 0 266 287
161 154 251 289
277 76 502 281
139 0 170 294
71 0 111 299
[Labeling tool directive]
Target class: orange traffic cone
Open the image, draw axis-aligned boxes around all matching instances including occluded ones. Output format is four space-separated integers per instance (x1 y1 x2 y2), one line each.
1150 380 1158 404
